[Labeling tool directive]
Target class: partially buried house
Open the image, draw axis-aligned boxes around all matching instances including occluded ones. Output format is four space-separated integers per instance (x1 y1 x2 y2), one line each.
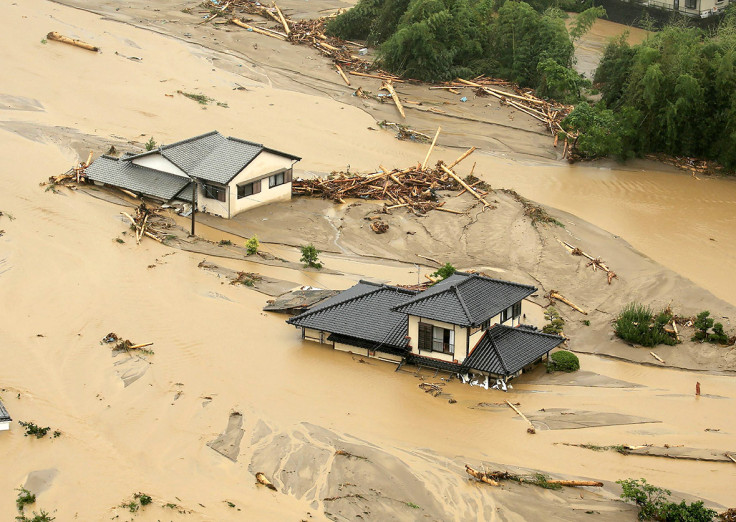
0 398 11 431
287 272 565 382
85 130 301 218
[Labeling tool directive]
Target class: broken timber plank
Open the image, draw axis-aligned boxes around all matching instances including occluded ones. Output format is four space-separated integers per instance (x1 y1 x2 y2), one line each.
335 64 350 86
465 465 500 486
650 352 665 364
272 2 290 34
548 290 587 315
448 147 476 169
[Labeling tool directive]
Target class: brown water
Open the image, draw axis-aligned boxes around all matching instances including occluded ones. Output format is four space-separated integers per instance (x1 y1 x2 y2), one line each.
1 1 735 519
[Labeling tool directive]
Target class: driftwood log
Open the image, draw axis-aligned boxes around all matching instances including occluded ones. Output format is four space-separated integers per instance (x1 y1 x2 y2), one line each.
506 400 536 434
548 290 587 315
255 472 277 491
47 31 99 52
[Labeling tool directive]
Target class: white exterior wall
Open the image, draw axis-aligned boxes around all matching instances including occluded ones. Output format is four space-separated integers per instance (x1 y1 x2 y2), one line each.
407 316 466 364
334 342 368 356
303 328 330 344
229 151 295 217
132 153 188 177
0 421 9 431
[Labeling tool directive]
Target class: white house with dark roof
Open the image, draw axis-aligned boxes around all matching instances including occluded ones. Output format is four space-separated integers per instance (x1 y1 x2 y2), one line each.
0 399 11 431
287 272 565 382
85 131 301 218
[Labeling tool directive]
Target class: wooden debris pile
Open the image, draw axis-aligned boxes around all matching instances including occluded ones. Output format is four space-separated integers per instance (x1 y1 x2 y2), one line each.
100 332 154 353
43 151 94 189
500 189 561 227
465 465 603 489
419 382 445 397
560 241 617 284
455 78 574 140
293 147 493 214
120 203 174 244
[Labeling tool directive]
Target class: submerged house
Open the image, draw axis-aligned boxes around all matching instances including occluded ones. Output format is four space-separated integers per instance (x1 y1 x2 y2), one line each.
86 131 301 218
0 399 10 431
287 272 565 381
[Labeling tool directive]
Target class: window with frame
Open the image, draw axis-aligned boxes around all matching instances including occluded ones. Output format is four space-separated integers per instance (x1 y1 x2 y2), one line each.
417 322 454 354
203 183 226 202
684 0 696 8
237 179 261 199
268 168 293 189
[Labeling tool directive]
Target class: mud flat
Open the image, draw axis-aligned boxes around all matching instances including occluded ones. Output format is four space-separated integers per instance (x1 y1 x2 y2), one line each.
1 0 735 520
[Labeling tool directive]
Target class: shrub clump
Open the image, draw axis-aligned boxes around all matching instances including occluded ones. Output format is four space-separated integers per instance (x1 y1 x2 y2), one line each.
245 235 259 255
547 350 579 372
617 478 716 521
691 311 729 344
300 244 322 269
614 303 677 347
16 488 36 511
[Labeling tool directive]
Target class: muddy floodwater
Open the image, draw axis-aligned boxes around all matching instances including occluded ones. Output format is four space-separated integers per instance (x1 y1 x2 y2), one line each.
481 158 736 307
1 0 735 520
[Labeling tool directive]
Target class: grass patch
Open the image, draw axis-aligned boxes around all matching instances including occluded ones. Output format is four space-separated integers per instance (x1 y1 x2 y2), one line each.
218 239 233 246
115 238 125 244
232 272 261 287
134 493 152 506
614 303 677 347
500 189 564 227
15 509 55 522
406 502 420 509
18 421 55 439
177 90 213 105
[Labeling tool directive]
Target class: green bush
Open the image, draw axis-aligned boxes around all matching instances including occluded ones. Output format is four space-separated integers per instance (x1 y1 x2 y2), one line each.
134 493 152 506
542 306 565 335
144 137 157 151
16 488 36 511
614 303 677 347
431 262 456 281
15 510 55 522
617 478 716 521
245 236 259 255
692 311 730 344
300 244 322 269
547 350 579 372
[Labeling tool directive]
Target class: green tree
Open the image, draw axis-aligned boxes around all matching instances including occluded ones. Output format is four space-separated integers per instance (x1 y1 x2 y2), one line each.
300 244 322 269
245 236 259 255
431 262 456 281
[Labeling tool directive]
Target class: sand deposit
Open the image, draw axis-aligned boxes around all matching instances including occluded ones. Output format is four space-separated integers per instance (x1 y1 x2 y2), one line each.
1 0 735 520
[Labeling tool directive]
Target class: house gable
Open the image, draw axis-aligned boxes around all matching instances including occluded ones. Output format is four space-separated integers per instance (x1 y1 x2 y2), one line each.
131 151 188 178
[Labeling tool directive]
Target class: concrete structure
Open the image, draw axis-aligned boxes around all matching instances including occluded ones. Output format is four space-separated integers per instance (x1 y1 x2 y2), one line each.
287 272 565 382
86 131 300 218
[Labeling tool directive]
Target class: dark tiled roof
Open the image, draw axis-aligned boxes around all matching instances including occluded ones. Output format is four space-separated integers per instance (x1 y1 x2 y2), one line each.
0 400 11 422
287 282 418 349
393 272 536 327
462 325 564 376
86 156 191 200
123 131 301 185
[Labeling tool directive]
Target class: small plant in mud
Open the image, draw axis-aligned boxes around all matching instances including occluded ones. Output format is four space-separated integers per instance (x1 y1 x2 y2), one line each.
144 137 157 151
691 311 729 344
16 487 36 511
245 235 259 255
547 350 579 373
542 306 565 335
18 421 52 439
582 319 590 326
431 262 456 282
614 303 677 348
232 271 261 287
406 502 420 509
134 493 152 506
114 237 125 244
617 478 716 521
300 243 322 269
218 239 233 246
15 509 56 522
120 500 139 513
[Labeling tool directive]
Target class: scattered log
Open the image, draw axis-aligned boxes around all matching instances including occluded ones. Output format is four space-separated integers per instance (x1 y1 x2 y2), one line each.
650 351 665 364
335 64 350 86
447 147 476 169
231 18 287 40
726 453 736 464
465 465 500 486
272 1 290 34
548 290 587 315
435 207 465 215
255 472 277 491
422 126 441 170
128 342 154 350
380 81 406 119
46 31 99 52
417 254 442 266
120 188 138 199
546 480 603 487
349 71 405 82
440 165 492 208
506 400 536 434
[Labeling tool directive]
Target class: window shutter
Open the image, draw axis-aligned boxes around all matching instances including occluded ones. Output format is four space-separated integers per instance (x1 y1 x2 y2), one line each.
284 169 293 183
253 180 261 194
